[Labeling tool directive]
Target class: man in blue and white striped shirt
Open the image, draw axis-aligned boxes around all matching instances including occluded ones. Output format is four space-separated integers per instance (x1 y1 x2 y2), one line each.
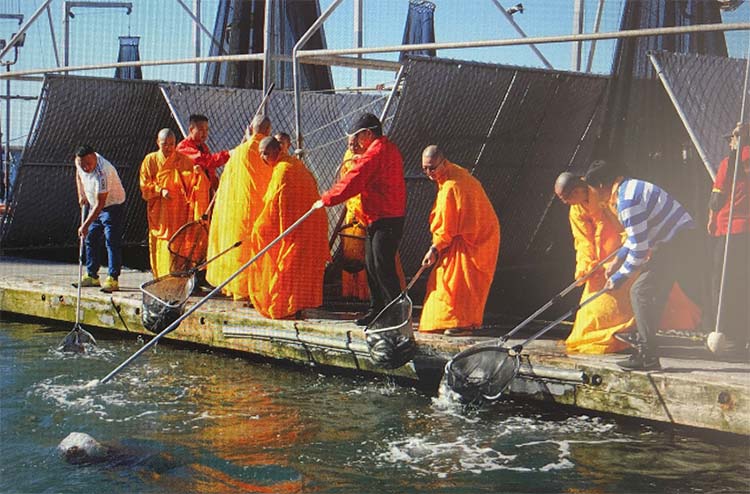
585 160 696 371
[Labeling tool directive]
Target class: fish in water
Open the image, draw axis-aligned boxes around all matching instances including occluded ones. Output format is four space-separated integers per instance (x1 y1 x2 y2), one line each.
57 328 97 353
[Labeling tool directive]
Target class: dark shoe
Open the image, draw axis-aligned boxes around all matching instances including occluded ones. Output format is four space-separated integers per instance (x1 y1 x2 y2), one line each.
617 352 661 371
356 309 379 326
614 331 640 348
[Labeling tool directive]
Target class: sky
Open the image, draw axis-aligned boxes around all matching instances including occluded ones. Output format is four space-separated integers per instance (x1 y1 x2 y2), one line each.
0 0 749 149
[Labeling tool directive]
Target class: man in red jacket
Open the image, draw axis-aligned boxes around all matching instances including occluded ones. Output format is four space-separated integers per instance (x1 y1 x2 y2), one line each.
318 113 406 325
176 114 230 195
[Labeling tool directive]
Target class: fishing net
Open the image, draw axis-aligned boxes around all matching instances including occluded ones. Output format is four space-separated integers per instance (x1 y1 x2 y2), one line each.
140 272 196 333
365 292 417 370
444 341 521 403
168 218 210 273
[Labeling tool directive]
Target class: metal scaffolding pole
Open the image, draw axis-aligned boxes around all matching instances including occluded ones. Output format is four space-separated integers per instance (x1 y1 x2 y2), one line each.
489 0 553 69
0 1 51 61
293 0 345 151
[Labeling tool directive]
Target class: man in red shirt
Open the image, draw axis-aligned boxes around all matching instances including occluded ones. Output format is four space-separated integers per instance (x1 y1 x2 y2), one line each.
708 123 750 352
318 113 406 325
176 114 230 195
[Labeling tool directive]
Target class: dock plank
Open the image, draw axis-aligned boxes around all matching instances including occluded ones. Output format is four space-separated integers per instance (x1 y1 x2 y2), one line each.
1 257 748 435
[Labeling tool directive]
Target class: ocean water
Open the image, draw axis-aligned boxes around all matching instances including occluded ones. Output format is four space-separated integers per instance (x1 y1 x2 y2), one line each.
0 320 748 494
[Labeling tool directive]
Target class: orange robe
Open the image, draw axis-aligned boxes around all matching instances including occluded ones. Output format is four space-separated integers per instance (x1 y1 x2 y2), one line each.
248 155 329 319
339 148 370 300
565 187 702 354
139 150 209 278
205 133 272 300
419 162 501 332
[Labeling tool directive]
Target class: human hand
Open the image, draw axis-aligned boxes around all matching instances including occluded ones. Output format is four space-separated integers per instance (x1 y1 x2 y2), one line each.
312 199 324 210
78 224 88 238
78 197 89 207
161 188 170 199
422 246 438 267
707 217 716 236
604 277 615 291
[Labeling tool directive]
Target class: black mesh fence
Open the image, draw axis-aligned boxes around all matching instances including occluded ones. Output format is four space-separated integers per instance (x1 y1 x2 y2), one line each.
1 75 176 252
389 57 607 317
649 51 750 178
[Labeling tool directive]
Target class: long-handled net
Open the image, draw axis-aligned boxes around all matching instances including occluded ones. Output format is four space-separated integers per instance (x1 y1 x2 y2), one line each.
102 202 322 384
364 264 429 369
140 240 241 333
167 193 217 274
58 207 98 352
445 288 607 403
444 250 619 402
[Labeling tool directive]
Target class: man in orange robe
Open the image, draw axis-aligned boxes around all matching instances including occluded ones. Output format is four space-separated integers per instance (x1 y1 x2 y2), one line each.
139 128 209 278
205 116 273 300
554 172 701 354
248 137 329 319
418 145 501 335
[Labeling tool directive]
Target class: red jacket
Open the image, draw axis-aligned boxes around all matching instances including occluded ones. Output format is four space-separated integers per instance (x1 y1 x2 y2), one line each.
176 137 230 188
321 136 406 225
712 145 749 236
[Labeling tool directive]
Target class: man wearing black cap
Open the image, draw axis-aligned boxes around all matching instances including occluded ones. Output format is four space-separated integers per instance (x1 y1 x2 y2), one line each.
317 113 406 326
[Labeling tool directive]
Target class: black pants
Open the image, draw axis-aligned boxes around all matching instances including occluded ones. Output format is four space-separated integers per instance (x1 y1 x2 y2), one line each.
365 216 404 311
630 229 694 355
711 232 750 345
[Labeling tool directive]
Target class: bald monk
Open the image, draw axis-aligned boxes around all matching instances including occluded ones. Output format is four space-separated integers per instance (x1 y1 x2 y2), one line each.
419 145 501 335
205 115 273 300
248 137 329 319
554 172 701 354
139 128 209 278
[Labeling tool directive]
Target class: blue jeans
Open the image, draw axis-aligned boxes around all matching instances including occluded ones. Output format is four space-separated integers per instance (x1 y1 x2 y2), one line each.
84 203 124 279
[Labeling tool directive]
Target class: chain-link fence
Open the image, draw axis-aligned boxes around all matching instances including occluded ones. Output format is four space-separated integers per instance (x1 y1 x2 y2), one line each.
649 50 750 178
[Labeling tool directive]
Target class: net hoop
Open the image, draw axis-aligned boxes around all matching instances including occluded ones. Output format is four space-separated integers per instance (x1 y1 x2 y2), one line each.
140 273 196 333
445 342 521 402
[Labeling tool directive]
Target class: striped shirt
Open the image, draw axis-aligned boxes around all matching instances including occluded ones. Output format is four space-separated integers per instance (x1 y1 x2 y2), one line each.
610 178 694 287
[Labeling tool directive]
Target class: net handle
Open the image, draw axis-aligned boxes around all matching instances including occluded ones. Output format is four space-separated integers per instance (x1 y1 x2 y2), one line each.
514 287 609 352
100 201 322 384
500 248 619 342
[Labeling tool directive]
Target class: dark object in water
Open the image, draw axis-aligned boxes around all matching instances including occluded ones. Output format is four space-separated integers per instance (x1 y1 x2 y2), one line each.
58 329 97 353
366 330 416 370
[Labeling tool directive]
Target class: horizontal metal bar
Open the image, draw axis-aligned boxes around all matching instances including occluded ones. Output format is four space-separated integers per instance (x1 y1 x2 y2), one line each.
303 54 401 72
0 52 266 79
298 22 750 58
518 363 586 383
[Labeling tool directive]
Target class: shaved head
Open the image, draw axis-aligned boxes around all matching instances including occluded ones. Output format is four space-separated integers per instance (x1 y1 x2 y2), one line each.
259 136 280 154
157 128 175 141
422 145 444 161
251 115 272 135
554 172 585 197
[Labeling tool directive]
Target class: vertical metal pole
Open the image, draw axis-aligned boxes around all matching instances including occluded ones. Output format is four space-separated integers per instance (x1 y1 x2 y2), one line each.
585 0 605 73
293 0 344 151
193 0 201 83
263 0 273 94
63 1 70 67
4 64 10 202
354 0 363 88
46 6 61 67
572 0 584 71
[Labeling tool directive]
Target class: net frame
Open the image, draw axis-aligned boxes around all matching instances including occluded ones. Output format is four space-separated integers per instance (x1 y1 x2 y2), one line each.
140 272 196 333
444 341 521 402
167 217 210 273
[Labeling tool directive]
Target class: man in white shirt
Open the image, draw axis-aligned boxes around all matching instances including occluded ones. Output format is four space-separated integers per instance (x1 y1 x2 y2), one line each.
75 145 127 292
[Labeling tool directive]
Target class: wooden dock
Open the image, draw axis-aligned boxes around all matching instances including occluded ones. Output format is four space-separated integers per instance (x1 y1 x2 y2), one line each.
1 257 748 436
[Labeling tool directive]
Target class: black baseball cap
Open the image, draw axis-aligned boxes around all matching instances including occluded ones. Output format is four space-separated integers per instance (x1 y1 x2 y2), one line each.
347 113 382 137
